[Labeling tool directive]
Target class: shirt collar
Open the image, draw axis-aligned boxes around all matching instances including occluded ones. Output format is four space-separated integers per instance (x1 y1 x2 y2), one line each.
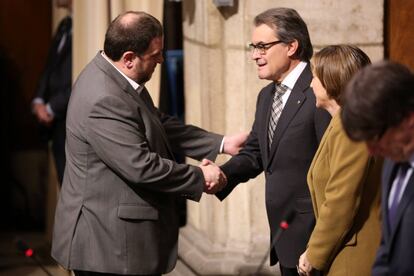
279 61 308 91
101 51 144 93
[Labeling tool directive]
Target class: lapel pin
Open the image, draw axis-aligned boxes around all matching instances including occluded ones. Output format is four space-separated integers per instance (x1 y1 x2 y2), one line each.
297 100 301 104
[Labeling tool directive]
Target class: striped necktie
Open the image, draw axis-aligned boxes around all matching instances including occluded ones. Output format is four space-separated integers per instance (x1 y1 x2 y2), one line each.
268 84 288 149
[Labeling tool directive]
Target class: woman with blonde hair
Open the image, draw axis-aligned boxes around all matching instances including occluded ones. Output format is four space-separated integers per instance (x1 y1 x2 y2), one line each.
298 45 382 275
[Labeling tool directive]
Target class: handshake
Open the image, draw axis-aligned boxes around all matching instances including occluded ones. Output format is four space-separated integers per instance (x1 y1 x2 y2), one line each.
196 131 249 194
199 159 227 194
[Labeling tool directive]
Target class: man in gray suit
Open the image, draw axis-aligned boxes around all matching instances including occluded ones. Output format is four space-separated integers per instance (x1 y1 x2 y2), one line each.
51 11 245 276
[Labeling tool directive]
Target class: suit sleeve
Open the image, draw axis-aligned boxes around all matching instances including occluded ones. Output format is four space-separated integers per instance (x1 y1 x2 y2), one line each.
48 84 71 118
85 95 204 201
35 28 62 100
306 123 372 270
216 92 264 200
35 18 72 120
158 111 223 161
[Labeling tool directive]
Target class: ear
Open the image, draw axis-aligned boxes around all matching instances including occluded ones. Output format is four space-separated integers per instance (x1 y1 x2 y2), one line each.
121 51 137 70
286 40 299 58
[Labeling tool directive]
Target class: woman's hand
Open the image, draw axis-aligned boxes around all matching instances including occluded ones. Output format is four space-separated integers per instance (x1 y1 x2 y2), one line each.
298 250 313 276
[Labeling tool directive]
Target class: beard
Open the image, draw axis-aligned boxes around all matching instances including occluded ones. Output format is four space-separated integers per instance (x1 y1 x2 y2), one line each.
137 68 154 85
137 74 151 85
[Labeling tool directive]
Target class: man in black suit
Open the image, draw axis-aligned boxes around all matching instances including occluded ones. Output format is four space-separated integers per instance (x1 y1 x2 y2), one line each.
32 0 72 185
216 8 330 276
341 61 414 276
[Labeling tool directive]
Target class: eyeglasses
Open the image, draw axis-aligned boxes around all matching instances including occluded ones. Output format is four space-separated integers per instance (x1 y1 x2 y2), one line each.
248 40 284 55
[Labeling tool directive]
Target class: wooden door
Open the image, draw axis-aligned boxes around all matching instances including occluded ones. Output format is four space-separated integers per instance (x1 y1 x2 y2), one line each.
386 0 414 70
0 0 52 149
0 0 52 230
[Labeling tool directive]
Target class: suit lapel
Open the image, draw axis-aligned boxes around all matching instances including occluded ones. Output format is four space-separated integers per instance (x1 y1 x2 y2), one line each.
93 53 175 159
261 84 276 165
308 117 334 185
52 17 72 65
390 166 414 241
138 88 176 159
382 161 399 238
57 31 71 59
94 52 137 99
266 65 311 167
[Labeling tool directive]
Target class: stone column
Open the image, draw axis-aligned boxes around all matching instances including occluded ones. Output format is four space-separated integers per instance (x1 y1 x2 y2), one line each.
72 0 163 105
180 0 383 275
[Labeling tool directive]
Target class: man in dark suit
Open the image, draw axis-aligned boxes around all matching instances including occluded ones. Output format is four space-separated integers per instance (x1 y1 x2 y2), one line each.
341 61 414 276
215 8 331 276
51 11 246 276
32 0 72 185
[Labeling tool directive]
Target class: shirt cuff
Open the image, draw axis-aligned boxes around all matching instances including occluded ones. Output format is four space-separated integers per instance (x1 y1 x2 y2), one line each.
31 98 44 114
46 103 55 118
32 97 45 105
219 137 225 154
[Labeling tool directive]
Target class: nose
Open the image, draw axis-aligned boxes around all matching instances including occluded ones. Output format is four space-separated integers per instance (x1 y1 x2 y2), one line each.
251 49 261 60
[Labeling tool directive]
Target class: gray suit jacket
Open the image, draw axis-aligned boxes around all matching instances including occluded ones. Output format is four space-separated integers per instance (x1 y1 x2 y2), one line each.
217 64 331 268
51 52 222 275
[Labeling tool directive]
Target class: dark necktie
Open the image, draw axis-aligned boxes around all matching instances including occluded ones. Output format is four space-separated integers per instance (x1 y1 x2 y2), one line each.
268 84 288 149
139 87 156 111
388 162 411 228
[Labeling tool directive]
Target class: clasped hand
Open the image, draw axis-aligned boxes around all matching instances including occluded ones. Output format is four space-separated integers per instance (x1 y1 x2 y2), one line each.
33 103 53 126
199 159 227 194
298 250 313 276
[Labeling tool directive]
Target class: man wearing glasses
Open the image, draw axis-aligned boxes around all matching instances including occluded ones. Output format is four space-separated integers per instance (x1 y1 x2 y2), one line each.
216 8 330 276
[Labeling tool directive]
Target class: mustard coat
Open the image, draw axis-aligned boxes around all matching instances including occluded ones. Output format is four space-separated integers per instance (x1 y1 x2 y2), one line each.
306 113 382 275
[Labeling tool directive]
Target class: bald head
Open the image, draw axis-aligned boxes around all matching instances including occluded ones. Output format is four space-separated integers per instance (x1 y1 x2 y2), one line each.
104 11 163 61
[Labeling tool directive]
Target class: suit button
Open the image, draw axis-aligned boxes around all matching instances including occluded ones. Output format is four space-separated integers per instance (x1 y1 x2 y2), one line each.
267 169 272 174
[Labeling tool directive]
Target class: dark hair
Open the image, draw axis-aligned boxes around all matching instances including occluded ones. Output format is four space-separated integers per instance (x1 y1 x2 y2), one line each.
104 11 163 61
341 60 414 141
254 8 313 61
313 45 371 106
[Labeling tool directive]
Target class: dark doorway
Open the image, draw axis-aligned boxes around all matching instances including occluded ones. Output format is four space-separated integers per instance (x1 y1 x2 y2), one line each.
0 0 52 231
159 0 187 227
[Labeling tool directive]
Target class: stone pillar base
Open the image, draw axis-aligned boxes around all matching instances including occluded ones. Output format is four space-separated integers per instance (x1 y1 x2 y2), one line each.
178 225 278 275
